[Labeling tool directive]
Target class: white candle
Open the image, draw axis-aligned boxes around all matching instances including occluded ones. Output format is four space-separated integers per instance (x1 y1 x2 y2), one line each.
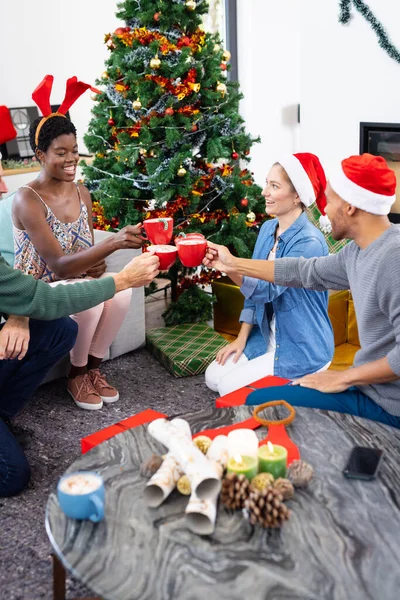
227 429 259 459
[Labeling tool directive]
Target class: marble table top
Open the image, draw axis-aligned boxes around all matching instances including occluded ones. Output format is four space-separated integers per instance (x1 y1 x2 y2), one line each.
46 405 400 600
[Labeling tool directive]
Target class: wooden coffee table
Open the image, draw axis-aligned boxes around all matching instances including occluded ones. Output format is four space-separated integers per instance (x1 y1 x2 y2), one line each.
46 405 400 600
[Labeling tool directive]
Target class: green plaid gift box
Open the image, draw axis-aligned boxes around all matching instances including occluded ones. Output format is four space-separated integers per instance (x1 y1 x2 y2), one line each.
308 204 350 254
146 323 227 377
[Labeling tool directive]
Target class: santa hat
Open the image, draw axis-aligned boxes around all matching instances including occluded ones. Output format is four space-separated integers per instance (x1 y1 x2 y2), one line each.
328 153 396 215
0 106 17 146
276 153 331 233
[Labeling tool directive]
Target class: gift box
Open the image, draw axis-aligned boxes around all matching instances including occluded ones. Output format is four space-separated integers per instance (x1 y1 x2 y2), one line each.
216 375 290 408
81 408 167 454
146 323 227 377
212 276 244 336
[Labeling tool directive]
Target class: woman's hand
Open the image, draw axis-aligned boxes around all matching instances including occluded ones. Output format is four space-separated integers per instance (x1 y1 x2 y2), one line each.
216 339 246 366
0 316 30 360
113 224 146 250
203 241 237 273
291 371 350 394
86 259 107 278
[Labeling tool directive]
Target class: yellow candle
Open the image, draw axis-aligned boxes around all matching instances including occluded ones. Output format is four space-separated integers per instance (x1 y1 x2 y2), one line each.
227 454 258 480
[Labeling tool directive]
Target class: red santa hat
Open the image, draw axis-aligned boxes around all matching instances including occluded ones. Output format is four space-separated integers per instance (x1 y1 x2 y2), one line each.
0 106 17 146
276 153 331 233
328 153 396 215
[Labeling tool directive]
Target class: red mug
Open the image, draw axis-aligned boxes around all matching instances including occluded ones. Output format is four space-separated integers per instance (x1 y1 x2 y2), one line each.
175 232 205 246
176 238 207 268
143 218 173 245
147 245 177 271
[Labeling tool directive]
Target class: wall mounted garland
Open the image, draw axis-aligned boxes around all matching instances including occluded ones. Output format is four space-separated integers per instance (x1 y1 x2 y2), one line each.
339 0 400 65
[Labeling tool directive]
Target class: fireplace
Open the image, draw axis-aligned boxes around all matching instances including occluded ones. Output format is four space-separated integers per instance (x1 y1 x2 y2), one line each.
360 122 400 223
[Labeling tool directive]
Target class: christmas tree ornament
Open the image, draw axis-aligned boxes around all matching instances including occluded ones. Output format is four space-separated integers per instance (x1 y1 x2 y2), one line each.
108 117 115 126
177 475 191 495
101 71 109 79
150 55 161 69
181 36 191 46
193 435 212 455
287 460 314 487
185 0 197 11
222 50 231 62
246 211 256 223
177 165 187 177
139 147 147 156
216 82 227 97
273 478 295 500
231 151 239 160
244 486 290 528
132 98 142 110
114 27 125 35
221 473 251 510
106 38 115 49
240 198 249 207
140 453 163 478
148 149 157 158
90 91 99 101
251 472 274 492
191 123 198 132
165 107 174 116
220 62 227 71
154 11 161 21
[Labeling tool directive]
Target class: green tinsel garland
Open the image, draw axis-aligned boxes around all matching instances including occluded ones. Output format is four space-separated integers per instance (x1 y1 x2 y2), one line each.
339 0 400 64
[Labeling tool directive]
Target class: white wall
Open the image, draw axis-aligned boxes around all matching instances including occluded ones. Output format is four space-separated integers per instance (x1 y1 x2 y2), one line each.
236 0 301 184
0 0 121 153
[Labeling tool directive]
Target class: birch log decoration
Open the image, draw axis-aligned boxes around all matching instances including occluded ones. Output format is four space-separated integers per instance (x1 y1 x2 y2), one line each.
185 435 229 535
144 453 183 508
148 418 221 499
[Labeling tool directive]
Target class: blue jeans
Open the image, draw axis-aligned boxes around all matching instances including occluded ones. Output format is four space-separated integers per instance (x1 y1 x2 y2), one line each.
0 317 78 497
246 385 400 429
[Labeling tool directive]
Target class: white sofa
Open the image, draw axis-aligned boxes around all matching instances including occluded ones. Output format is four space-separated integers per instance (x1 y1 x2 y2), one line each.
0 194 145 383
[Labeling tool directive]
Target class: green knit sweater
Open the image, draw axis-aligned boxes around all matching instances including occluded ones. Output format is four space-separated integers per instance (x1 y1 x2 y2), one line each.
0 255 116 320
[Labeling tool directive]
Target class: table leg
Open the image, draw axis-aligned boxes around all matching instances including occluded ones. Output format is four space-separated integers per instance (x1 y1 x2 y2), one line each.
52 554 102 600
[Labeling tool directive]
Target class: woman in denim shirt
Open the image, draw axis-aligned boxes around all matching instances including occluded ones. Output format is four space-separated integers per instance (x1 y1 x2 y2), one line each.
205 153 334 395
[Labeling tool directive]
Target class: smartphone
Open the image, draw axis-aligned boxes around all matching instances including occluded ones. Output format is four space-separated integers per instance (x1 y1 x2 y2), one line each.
343 446 383 481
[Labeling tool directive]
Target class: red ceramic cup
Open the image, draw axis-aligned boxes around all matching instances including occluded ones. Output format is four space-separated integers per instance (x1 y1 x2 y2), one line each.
175 232 205 246
176 238 207 268
147 245 177 271
143 218 173 245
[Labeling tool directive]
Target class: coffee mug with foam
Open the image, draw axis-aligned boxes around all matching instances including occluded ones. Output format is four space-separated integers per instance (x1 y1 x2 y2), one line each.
57 471 105 522
147 244 177 270
176 238 207 267
175 232 205 245
143 217 173 245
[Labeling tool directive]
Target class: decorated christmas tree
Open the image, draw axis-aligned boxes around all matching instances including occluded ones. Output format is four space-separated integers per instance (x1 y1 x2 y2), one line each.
83 0 265 324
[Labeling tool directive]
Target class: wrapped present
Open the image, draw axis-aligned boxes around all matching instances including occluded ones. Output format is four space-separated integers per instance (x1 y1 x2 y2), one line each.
146 323 227 377
216 375 290 408
81 408 167 453
212 276 244 336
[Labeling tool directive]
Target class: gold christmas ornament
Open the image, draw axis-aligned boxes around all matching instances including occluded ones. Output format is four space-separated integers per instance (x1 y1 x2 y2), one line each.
150 54 161 69
139 148 148 156
216 81 227 97
222 50 232 62
132 98 142 110
101 71 109 79
186 0 197 10
251 472 274 492
177 165 187 177
193 435 212 455
246 211 256 223
90 91 99 101
177 475 191 495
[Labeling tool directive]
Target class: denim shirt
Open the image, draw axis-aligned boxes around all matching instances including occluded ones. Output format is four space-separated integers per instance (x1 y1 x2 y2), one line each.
239 212 334 379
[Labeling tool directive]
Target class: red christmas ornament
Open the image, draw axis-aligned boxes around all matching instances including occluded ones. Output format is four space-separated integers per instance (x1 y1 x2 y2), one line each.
191 123 198 132
165 107 174 116
232 151 239 160
114 27 125 35
240 198 249 207
245 149 250 156
220 62 227 71
181 36 191 46
108 117 115 126
154 12 161 21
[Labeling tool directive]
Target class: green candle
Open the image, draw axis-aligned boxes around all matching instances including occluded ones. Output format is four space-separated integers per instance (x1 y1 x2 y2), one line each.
227 455 258 481
258 443 287 479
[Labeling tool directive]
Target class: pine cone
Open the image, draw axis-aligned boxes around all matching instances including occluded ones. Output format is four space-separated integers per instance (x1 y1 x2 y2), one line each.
287 460 314 488
140 453 163 478
244 486 290 528
251 472 274 492
193 435 212 455
273 478 294 500
177 475 191 495
220 473 251 510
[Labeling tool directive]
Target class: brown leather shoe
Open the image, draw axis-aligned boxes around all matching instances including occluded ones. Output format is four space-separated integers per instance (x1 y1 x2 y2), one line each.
67 374 103 411
88 369 120 404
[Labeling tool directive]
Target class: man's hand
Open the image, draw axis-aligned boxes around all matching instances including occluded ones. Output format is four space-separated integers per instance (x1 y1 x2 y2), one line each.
0 315 30 360
203 241 237 273
291 370 350 394
216 339 246 366
86 259 107 279
114 251 160 291
113 224 146 250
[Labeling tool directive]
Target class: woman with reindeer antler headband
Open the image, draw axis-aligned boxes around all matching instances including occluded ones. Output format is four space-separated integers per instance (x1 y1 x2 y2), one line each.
12 75 149 412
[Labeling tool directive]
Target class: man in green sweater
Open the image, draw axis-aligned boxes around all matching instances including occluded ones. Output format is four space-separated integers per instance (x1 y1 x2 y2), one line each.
0 250 159 497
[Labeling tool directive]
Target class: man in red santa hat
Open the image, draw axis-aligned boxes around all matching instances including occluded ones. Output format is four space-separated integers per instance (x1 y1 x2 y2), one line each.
204 153 400 428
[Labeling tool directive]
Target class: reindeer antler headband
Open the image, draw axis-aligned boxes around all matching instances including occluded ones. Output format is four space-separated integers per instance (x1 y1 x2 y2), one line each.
32 75 100 148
